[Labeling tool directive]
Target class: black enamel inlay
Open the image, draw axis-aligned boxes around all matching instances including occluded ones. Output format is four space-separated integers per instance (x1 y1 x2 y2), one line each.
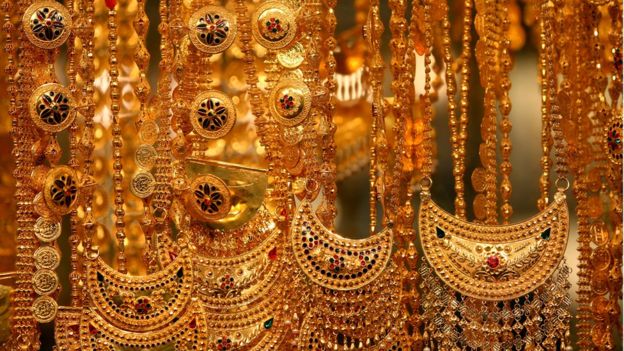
436 227 446 239
541 228 551 240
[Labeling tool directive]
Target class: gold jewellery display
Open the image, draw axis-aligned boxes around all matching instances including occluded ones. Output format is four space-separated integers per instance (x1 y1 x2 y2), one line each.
0 0 622 350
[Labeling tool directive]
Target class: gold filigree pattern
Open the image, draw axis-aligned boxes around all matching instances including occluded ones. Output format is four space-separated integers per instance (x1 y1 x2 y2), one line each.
186 175 232 221
188 5 237 54
252 2 297 50
22 1 72 49
269 79 312 127
605 114 623 165
190 90 236 139
419 191 569 301
194 226 281 308
85 250 194 331
43 166 80 216
297 266 408 350
28 83 74 133
78 303 208 350
291 196 393 290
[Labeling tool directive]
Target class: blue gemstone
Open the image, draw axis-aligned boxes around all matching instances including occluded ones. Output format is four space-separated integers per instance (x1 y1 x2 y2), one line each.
541 228 551 240
436 227 445 239
264 318 274 329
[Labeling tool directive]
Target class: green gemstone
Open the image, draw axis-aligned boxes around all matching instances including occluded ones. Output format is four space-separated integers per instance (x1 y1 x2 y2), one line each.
541 228 551 240
264 317 274 329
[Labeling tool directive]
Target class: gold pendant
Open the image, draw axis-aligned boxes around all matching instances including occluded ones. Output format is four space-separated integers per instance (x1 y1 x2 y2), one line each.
290 194 393 290
85 251 194 331
55 250 204 349
57 303 209 350
419 191 569 301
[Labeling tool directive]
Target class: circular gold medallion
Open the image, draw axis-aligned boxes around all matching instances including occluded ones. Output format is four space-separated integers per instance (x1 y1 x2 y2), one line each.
590 223 609 246
135 144 158 170
29 83 75 133
32 269 59 295
43 166 80 216
270 79 311 126
190 90 236 139
138 120 160 144
22 1 72 49
280 125 304 145
590 270 609 295
605 115 622 165
34 217 62 243
32 296 58 323
188 6 237 54
130 171 156 199
34 246 60 270
590 296 610 320
277 42 305 69
187 175 231 221
590 247 612 272
252 2 297 50
471 167 487 193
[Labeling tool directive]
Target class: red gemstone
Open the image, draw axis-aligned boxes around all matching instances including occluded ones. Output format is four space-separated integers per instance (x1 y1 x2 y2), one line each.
105 0 117 10
268 247 278 261
169 251 178 261
486 255 500 269
88 324 98 335
68 324 79 335
189 319 197 329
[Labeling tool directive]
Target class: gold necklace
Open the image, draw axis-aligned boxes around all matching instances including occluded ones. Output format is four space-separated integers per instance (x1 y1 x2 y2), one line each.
418 0 573 349
291 0 408 348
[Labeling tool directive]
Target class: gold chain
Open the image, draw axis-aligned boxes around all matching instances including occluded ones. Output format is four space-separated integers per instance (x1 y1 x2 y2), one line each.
108 4 126 273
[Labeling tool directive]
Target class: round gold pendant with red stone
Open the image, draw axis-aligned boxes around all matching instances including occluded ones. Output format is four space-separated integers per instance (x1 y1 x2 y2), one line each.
23 1 72 49
252 2 297 50
270 79 311 126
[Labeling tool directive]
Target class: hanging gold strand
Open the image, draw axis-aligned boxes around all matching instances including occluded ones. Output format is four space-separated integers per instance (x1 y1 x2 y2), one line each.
498 0 513 223
108 1 127 273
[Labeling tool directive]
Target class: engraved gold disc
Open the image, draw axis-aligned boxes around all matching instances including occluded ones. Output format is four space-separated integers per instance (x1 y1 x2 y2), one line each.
187 175 232 221
32 269 59 295
32 296 58 323
34 217 62 243
34 246 61 270
269 79 311 127
43 166 80 216
277 42 305 69
134 144 158 170
130 171 156 199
